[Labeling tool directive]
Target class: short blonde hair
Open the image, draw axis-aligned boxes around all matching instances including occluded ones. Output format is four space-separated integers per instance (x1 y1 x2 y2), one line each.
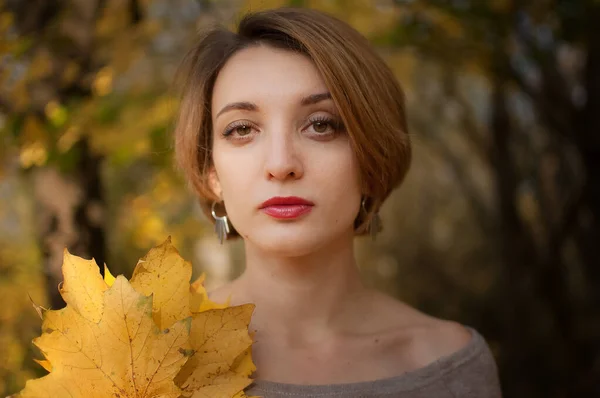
174 7 411 238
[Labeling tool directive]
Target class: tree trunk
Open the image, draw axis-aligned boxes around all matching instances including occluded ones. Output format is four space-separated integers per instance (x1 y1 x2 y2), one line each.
32 138 106 310
5 0 121 310
489 71 536 397
571 3 600 394
576 3 600 304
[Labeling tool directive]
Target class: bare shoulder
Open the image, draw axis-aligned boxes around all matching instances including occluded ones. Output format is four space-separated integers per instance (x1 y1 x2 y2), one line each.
366 290 473 368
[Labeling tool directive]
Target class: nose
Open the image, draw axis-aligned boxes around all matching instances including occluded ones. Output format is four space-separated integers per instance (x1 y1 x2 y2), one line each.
263 130 304 181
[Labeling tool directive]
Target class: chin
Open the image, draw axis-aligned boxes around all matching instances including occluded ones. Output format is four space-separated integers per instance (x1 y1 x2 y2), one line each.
244 224 335 257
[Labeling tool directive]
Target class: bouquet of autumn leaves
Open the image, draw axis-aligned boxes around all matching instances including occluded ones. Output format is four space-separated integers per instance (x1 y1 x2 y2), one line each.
13 238 257 398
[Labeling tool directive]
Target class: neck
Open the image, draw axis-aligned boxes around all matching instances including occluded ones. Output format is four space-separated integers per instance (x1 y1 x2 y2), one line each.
233 230 367 341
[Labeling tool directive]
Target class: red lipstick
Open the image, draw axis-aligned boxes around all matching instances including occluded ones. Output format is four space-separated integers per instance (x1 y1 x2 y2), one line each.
259 196 314 219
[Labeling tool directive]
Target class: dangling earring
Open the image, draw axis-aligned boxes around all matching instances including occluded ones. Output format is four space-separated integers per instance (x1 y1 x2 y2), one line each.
211 201 230 244
362 197 381 241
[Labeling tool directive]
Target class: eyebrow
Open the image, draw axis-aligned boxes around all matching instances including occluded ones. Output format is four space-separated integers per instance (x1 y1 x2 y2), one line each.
300 92 332 106
216 92 332 118
216 101 257 118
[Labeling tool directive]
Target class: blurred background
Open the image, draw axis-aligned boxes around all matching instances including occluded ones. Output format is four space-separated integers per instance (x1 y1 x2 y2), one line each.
0 0 598 397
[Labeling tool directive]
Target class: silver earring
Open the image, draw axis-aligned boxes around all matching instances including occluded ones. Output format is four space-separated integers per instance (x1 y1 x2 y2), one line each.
211 201 230 244
362 197 380 241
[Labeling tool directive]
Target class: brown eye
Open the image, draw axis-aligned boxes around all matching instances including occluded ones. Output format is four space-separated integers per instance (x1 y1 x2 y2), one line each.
313 121 329 133
236 125 252 136
222 121 257 140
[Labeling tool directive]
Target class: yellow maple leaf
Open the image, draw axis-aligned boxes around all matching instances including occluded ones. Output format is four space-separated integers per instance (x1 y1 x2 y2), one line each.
175 306 255 397
190 272 231 312
130 238 192 330
32 359 51 373
16 237 257 398
20 276 192 398
103 263 116 287
59 249 107 323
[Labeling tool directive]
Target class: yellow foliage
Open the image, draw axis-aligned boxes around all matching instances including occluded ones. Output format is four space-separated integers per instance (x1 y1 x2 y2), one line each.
92 66 114 97
95 0 133 38
84 94 176 159
27 51 53 80
306 0 399 38
0 235 48 397
18 141 47 168
146 96 178 127
152 172 175 204
134 215 167 249
0 11 14 33
417 6 464 40
11 80 30 111
44 100 68 127
18 116 48 168
61 61 81 87
241 0 399 38
57 125 81 153
15 238 256 398
241 0 289 14
19 116 46 142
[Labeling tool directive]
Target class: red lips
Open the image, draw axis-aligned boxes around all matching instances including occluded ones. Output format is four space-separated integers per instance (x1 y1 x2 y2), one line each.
259 196 314 219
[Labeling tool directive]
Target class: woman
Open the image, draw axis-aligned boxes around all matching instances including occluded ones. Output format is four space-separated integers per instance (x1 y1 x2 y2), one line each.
174 7 502 398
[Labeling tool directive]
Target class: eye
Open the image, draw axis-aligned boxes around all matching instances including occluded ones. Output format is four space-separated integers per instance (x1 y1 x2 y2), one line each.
312 121 330 133
233 125 252 136
305 115 344 136
222 121 257 138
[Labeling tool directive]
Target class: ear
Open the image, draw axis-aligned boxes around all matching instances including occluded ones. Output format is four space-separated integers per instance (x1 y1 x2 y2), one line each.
207 166 222 200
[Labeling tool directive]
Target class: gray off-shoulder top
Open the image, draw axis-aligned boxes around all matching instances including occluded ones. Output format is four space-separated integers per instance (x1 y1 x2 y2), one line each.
245 326 502 398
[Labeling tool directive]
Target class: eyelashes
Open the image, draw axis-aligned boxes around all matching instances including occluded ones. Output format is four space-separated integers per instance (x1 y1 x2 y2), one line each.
222 120 255 137
307 115 345 135
221 114 345 141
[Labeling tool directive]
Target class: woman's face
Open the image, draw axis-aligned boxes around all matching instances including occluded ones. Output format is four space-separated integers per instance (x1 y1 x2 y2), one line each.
210 45 362 255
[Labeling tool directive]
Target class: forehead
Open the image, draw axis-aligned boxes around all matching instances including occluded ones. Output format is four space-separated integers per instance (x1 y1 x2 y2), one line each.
211 45 328 110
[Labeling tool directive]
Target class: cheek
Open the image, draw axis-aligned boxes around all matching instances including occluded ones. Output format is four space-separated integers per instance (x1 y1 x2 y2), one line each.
211 145 255 227
318 143 361 190
212 141 250 191
311 146 362 216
